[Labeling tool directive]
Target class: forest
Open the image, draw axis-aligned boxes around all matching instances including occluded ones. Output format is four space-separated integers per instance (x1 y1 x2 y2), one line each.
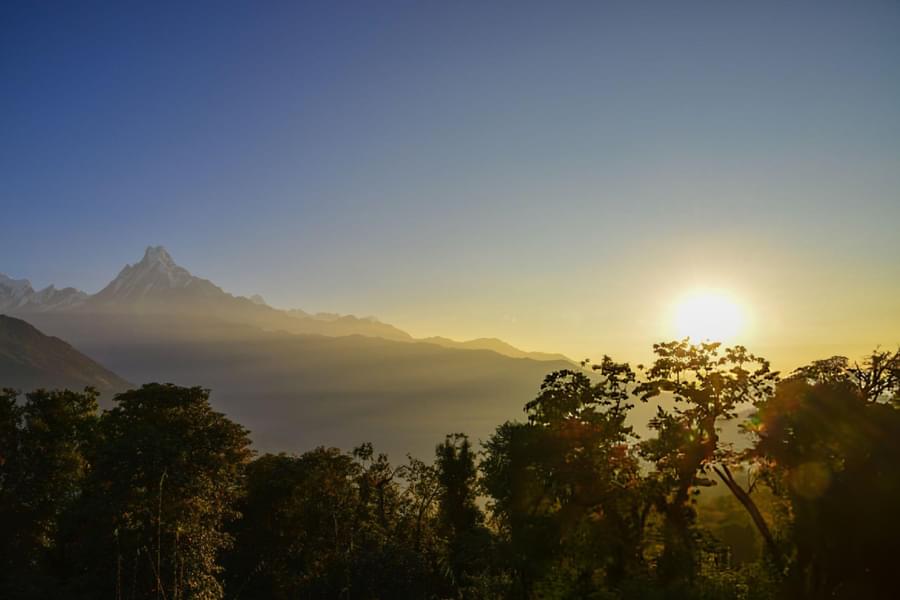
1 340 899 600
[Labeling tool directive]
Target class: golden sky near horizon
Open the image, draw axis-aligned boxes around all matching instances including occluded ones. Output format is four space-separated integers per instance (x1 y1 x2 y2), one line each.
5 3 899 374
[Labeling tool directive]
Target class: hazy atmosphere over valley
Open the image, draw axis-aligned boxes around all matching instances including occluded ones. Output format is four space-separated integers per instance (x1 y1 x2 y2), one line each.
2 245 575 456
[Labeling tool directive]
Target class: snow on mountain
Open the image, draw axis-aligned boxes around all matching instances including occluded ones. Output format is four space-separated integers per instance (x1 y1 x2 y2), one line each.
3 246 564 359
28 285 88 311
0 274 87 312
0 274 34 310
99 246 197 296
0 274 32 298
87 246 225 307
2 246 219 314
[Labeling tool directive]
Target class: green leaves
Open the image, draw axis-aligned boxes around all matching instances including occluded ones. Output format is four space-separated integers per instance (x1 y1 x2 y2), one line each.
0 388 100 598
64 384 252 600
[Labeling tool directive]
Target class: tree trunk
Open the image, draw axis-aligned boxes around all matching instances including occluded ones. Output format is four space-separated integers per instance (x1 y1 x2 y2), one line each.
712 464 783 569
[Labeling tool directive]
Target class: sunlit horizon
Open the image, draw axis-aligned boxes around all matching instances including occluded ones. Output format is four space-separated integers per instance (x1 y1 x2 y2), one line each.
3 1 899 371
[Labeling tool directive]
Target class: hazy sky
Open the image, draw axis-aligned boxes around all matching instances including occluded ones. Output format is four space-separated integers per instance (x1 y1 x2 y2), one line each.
2 1 899 368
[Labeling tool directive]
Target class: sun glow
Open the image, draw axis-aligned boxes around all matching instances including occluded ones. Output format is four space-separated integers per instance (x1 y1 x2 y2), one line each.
673 290 746 343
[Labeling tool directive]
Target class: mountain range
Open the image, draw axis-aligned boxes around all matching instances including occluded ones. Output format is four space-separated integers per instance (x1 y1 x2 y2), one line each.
1 247 572 457
0 274 88 312
1 246 566 359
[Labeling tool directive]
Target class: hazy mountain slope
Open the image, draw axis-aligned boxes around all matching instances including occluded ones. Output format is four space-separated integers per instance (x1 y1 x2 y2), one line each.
4 246 576 458
0 315 130 396
23 312 568 458
420 336 571 363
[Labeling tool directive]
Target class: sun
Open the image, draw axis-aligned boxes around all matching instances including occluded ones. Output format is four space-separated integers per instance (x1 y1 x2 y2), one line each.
673 290 746 343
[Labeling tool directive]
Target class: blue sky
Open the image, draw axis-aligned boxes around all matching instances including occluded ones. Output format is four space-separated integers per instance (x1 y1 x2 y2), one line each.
2 1 899 364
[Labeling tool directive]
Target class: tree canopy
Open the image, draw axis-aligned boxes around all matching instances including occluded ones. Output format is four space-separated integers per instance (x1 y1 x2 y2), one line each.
1 344 898 599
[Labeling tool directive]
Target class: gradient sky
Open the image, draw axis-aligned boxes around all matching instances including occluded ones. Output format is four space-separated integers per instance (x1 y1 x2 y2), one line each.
2 1 899 368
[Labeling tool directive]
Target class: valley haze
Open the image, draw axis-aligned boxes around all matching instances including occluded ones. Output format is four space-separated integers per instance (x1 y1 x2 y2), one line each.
1 246 576 458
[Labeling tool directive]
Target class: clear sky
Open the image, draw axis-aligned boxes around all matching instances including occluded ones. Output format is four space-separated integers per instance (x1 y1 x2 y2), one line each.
2 1 899 368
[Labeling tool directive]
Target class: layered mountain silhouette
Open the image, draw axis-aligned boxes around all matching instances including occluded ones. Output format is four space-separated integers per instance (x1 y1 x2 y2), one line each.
0 315 130 396
420 336 570 362
2 246 563 358
1 247 572 457
0 274 87 313
22 246 415 341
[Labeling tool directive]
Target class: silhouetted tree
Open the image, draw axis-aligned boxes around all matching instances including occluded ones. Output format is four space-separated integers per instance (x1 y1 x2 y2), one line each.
434 433 493 597
224 446 439 599
635 341 780 582
3 341 897 599
398 454 441 554
482 358 651 597
62 384 251 600
750 350 900 598
0 388 99 599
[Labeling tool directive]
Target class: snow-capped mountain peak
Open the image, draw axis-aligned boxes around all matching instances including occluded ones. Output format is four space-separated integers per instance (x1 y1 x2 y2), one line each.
3 246 221 313
86 245 228 308
0 273 34 298
30 285 88 310
0 274 35 310
0 274 87 312
143 245 176 268
98 246 198 299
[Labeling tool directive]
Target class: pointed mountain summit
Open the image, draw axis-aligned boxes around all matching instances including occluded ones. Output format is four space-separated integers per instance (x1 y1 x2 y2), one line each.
99 245 199 293
76 246 414 339
88 246 225 309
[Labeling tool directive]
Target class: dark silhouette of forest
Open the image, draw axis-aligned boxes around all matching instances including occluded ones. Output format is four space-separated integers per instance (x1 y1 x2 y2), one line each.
2 341 899 599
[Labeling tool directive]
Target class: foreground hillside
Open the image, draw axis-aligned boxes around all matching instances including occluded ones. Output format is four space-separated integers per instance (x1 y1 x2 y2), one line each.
0 315 129 396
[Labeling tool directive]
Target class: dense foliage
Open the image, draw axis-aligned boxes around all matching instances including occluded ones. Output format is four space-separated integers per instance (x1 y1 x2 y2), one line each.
1 343 898 599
